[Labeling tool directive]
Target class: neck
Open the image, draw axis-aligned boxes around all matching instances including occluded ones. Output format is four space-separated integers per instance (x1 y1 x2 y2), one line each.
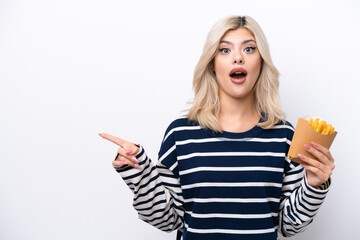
218 92 260 133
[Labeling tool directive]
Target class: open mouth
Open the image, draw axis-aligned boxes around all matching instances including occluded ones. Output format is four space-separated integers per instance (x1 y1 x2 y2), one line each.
230 71 247 79
229 67 248 80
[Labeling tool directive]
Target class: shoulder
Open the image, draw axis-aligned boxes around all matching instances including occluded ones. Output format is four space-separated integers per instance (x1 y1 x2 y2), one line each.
273 120 295 141
270 120 295 132
259 113 294 133
260 119 295 139
165 116 198 131
162 116 200 141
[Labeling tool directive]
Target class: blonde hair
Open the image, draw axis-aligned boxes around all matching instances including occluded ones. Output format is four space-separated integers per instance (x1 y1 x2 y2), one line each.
186 15 285 132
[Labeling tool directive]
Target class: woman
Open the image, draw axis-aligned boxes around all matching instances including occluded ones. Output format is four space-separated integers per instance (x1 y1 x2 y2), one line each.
99 15 334 240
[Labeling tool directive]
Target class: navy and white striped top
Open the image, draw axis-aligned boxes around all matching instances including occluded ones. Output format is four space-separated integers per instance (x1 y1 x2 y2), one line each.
115 117 330 240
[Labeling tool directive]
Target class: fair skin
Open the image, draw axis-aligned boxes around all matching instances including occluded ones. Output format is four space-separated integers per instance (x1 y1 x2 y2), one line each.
214 28 261 133
99 27 335 189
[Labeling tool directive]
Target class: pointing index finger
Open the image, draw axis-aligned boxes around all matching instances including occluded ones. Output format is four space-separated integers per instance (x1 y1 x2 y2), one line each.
99 133 126 147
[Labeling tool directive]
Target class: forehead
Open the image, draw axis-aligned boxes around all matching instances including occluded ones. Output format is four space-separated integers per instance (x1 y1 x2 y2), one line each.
221 28 255 42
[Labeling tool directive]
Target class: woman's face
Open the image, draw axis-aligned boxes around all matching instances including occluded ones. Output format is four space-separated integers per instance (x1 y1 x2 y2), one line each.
214 28 262 102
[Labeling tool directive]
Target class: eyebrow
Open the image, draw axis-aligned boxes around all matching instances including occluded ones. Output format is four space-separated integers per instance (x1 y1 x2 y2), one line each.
219 39 256 45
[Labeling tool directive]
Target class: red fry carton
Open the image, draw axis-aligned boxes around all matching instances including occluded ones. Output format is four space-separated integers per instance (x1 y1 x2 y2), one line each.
288 118 337 165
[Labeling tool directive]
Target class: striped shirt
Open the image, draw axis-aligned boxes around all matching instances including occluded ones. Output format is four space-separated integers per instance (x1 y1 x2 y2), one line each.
115 117 330 240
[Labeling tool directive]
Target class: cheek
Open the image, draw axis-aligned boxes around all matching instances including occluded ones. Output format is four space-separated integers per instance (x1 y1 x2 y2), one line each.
256 62 262 77
213 56 227 76
213 60 220 75
251 58 262 78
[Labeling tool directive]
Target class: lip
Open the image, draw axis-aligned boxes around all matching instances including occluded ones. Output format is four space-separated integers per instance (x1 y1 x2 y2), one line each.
229 67 247 76
229 67 247 84
230 75 246 84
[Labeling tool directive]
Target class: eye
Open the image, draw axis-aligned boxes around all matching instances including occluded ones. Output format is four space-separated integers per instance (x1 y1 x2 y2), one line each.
218 48 231 54
243 46 256 53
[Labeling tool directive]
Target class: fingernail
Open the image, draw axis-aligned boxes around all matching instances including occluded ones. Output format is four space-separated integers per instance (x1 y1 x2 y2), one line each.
134 164 142 169
131 156 139 164
119 161 127 165
98 133 103 137
304 144 311 150
311 142 319 148
126 149 133 154
298 154 306 160
301 164 308 168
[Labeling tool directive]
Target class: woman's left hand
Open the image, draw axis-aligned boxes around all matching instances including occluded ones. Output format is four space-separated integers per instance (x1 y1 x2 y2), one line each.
298 142 335 189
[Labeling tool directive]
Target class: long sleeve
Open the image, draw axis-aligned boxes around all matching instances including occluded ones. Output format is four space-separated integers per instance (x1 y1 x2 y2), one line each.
114 130 184 232
278 131 331 237
111 118 331 239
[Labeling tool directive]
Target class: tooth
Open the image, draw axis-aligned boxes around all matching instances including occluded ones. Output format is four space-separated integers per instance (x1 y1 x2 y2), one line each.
235 72 242 74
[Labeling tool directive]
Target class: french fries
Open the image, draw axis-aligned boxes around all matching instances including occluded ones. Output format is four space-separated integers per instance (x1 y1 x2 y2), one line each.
307 118 335 135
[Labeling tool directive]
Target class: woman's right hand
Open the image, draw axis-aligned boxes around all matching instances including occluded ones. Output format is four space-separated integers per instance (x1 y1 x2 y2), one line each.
98 133 142 169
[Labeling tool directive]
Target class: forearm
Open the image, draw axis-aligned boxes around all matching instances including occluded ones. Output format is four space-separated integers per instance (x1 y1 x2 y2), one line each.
279 175 330 237
115 146 183 232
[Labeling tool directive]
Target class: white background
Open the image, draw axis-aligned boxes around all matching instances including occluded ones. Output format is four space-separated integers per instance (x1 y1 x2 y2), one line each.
1 0 359 239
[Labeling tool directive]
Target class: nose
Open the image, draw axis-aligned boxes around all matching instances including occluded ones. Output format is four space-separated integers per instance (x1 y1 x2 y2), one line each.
233 54 244 64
